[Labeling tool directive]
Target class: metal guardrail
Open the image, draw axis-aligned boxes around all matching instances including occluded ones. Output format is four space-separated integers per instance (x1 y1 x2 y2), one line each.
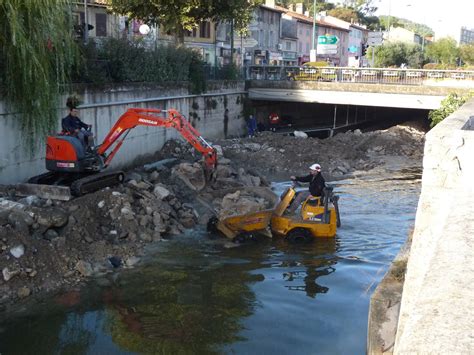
246 65 474 86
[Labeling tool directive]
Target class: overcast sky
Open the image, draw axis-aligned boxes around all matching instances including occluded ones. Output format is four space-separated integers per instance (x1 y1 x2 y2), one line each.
374 0 474 40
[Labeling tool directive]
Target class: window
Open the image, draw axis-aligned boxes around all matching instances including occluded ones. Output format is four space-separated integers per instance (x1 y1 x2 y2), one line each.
199 21 211 38
299 42 302 52
286 41 291 50
185 28 197 37
95 13 107 37
306 29 310 36
306 43 310 52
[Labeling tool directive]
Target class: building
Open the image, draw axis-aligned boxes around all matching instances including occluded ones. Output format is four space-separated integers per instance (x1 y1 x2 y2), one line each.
72 1 118 40
385 26 422 46
319 15 368 67
280 15 299 66
157 21 217 65
460 27 474 45
247 2 285 65
271 3 349 66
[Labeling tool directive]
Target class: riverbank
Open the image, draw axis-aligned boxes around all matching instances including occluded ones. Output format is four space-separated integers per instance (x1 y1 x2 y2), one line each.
0 122 426 311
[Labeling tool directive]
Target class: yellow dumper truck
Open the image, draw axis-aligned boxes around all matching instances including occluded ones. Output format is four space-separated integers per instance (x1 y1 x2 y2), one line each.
208 184 340 243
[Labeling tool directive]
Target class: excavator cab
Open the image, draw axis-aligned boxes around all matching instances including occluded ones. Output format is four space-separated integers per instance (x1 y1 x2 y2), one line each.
45 135 103 173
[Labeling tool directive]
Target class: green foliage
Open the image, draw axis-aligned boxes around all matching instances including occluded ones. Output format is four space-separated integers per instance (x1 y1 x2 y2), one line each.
423 62 457 70
429 92 472 128
75 38 208 93
327 7 360 23
374 42 424 68
425 38 459 66
378 15 434 37
460 44 474 66
0 0 78 148
110 0 259 43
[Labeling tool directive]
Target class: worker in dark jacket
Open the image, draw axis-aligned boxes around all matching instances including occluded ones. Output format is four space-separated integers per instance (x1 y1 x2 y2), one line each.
287 163 326 214
62 107 94 149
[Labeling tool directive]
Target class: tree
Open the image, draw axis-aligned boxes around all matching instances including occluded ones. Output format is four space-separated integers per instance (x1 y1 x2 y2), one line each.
374 42 424 68
460 44 474 66
378 15 401 31
276 0 334 16
327 7 360 23
0 0 78 148
110 0 259 44
425 37 459 66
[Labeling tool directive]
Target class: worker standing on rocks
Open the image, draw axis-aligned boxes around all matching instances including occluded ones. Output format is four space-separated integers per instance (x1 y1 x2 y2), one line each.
288 163 326 214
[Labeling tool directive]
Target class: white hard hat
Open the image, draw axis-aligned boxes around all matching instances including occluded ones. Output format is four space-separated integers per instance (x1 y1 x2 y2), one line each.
309 163 321 170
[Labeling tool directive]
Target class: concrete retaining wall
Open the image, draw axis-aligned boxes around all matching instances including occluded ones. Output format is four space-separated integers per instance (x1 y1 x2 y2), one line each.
0 81 246 184
367 98 474 353
393 99 474 353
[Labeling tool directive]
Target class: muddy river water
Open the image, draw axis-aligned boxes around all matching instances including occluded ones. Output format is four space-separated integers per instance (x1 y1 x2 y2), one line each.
0 169 421 354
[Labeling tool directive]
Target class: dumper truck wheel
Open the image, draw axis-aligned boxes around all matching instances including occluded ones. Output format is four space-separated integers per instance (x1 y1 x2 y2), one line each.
207 216 219 234
286 228 313 244
233 232 257 244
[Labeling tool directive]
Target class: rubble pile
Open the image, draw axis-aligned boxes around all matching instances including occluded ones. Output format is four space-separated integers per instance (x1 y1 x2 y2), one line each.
216 123 425 180
0 122 426 308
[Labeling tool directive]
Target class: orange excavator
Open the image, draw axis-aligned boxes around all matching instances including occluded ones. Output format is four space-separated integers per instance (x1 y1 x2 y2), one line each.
27 108 217 198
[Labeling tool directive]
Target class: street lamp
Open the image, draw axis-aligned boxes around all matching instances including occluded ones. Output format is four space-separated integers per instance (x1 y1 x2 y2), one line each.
311 0 318 61
311 0 317 50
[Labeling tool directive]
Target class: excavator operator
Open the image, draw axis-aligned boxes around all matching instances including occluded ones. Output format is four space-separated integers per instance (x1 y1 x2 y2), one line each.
62 107 94 150
287 163 326 214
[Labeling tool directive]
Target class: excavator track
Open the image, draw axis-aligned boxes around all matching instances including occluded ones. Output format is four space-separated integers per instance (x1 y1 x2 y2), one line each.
70 171 124 196
4 171 125 200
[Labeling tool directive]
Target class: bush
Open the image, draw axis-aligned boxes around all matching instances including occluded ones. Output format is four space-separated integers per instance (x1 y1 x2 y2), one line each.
429 92 473 127
73 38 208 92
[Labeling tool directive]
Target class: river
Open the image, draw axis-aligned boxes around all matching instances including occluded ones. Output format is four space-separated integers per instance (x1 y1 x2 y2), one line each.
0 169 421 355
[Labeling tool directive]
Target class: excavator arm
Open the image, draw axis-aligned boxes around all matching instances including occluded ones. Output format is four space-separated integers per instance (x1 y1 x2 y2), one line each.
97 108 217 179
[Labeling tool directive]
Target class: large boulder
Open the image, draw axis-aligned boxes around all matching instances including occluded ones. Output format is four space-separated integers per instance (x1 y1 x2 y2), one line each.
172 162 206 191
218 190 270 219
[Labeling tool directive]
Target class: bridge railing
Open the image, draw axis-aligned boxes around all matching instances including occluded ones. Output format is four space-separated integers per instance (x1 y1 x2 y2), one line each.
246 65 474 86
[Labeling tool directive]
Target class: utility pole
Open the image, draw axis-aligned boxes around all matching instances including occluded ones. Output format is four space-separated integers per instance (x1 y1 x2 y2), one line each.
83 0 88 43
230 19 234 66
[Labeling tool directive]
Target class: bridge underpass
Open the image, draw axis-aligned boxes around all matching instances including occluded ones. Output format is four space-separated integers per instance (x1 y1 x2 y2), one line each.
248 80 469 136
252 100 429 137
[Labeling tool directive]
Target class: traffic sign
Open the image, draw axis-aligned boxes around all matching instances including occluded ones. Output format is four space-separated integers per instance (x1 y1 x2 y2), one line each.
233 36 258 48
318 35 339 45
368 31 383 39
367 37 383 46
317 47 338 55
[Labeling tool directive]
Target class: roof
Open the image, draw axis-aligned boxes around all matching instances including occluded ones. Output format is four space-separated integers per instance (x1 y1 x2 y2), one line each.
274 5 349 33
350 23 369 32
259 4 286 13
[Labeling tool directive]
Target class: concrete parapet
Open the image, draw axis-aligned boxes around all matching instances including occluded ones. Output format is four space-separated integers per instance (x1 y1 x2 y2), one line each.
393 99 474 353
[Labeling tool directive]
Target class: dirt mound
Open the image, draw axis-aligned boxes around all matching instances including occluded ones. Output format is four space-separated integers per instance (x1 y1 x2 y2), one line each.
215 123 425 180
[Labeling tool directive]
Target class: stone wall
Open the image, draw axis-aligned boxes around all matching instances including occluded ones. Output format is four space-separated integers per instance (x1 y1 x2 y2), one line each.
393 99 474 353
0 81 246 184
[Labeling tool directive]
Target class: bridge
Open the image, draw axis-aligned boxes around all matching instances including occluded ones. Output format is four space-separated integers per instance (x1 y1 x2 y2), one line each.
246 66 474 110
